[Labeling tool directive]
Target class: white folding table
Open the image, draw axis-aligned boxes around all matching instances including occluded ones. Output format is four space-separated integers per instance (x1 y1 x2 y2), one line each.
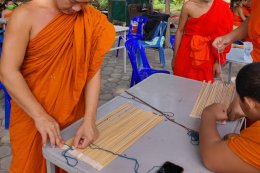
110 25 129 73
43 74 243 173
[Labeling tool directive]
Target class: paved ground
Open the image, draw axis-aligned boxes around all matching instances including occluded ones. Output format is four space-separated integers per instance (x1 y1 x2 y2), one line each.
0 47 243 173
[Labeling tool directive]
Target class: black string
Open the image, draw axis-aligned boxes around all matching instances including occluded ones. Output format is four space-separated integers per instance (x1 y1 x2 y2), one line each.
89 144 140 173
61 144 78 167
120 91 200 145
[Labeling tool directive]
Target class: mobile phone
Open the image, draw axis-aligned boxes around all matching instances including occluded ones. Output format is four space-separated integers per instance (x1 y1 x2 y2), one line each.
157 161 184 173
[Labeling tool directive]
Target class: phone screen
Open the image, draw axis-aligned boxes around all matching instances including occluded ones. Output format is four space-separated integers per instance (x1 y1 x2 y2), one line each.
157 161 184 173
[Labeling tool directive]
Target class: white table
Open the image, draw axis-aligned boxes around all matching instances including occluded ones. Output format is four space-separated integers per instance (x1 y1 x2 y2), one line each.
111 25 129 73
43 74 243 173
226 48 252 83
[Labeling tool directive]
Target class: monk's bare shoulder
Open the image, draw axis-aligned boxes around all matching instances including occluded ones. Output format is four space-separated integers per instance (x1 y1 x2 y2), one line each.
181 1 196 17
7 2 35 28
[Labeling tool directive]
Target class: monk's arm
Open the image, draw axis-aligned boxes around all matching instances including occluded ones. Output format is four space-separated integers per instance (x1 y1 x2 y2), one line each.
0 8 63 147
73 70 100 148
172 2 189 65
200 104 258 173
212 18 249 51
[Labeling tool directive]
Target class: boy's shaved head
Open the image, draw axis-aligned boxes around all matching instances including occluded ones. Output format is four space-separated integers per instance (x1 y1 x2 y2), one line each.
236 62 260 102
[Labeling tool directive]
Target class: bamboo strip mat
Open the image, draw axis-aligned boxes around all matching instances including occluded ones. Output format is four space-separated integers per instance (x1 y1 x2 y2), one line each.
190 81 235 118
63 103 164 170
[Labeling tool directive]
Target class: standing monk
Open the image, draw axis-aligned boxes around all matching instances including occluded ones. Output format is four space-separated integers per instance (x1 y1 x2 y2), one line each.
212 0 259 121
172 0 233 82
0 0 116 172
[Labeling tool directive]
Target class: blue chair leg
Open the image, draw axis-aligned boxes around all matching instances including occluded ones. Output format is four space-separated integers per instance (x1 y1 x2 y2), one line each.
116 36 122 57
159 47 166 68
4 93 11 129
137 49 143 69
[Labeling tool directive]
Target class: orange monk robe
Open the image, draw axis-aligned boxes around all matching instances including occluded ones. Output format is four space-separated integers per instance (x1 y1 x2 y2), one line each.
232 12 243 27
248 0 260 62
173 0 233 82
9 5 116 173
3 11 12 18
228 121 260 169
242 6 250 16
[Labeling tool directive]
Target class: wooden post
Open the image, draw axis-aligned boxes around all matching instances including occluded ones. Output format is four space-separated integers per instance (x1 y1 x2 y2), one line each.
164 0 171 48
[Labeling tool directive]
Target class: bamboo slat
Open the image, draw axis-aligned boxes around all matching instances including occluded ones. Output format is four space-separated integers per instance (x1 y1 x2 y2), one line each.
190 81 235 118
63 103 164 170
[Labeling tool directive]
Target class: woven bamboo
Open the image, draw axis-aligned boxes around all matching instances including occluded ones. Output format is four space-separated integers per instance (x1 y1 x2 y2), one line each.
63 103 164 170
190 81 235 118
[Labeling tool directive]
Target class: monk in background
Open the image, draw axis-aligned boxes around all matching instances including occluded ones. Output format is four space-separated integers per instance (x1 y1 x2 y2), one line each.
1 0 17 18
230 0 246 27
212 0 259 122
172 0 233 82
0 0 115 172
242 0 251 17
200 63 260 173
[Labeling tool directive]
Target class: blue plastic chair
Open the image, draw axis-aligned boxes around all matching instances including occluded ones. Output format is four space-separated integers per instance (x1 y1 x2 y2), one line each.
125 39 170 87
0 31 11 129
0 83 11 129
139 21 167 68
170 35 175 50
116 16 148 57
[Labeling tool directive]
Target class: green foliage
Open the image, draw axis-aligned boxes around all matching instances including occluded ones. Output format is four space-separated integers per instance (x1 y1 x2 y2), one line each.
153 0 184 11
99 0 108 10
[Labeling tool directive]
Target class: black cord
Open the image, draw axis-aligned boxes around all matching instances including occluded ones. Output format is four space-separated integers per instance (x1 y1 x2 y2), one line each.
120 92 200 145
89 144 140 173
62 145 78 167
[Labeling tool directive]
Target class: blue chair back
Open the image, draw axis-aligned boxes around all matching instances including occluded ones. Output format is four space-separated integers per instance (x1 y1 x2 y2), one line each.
128 16 148 40
151 21 167 41
125 39 170 87
170 35 175 49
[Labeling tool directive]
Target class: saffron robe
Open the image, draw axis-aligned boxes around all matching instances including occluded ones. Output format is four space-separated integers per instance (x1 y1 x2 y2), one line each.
228 121 260 169
233 12 243 27
242 6 250 17
9 6 115 173
249 0 260 62
173 0 233 82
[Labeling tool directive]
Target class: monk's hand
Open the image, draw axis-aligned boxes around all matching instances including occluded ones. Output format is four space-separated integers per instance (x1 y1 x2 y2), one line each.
33 113 64 148
213 61 221 78
227 96 245 121
202 103 228 121
212 36 230 53
73 121 99 149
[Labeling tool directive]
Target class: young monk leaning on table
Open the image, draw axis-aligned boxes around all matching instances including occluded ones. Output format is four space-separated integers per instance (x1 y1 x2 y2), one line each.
200 63 260 173
0 0 115 172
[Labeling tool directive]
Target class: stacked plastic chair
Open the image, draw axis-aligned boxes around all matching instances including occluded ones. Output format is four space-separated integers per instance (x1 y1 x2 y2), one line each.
116 16 148 57
139 21 167 68
0 31 11 129
125 39 170 87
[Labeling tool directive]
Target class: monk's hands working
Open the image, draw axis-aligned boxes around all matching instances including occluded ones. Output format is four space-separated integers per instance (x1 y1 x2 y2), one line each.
202 103 228 121
73 120 99 149
212 35 231 53
34 113 64 148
